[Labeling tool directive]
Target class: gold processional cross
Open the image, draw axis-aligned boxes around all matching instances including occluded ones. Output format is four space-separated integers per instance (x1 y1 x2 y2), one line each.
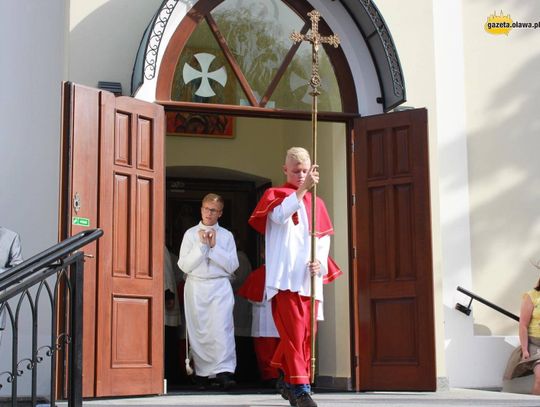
290 10 340 384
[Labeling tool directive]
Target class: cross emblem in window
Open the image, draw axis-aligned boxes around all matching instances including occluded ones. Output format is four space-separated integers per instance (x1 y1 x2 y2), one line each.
182 53 228 97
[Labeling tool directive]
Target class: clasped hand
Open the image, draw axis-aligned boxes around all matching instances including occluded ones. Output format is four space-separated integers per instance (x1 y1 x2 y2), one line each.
198 229 216 247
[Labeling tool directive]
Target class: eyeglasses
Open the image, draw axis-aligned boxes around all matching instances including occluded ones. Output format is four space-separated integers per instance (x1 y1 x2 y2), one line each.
202 206 221 215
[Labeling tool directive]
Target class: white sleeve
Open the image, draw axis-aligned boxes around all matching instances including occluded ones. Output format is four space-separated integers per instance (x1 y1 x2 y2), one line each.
268 193 301 224
177 229 208 273
316 235 331 276
208 231 239 275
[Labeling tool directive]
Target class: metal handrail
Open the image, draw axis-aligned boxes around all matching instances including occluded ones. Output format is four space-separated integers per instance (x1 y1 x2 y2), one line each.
0 229 103 294
0 228 103 407
455 286 519 322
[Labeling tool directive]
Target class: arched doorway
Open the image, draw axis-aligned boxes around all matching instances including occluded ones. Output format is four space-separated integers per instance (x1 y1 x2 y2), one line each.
132 0 434 393
147 0 359 392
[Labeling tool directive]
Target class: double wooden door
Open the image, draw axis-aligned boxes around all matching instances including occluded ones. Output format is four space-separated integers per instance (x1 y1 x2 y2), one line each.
60 82 434 395
60 82 165 397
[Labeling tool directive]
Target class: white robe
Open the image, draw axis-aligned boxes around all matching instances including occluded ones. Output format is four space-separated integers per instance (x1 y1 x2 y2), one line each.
164 247 182 327
231 250 253 337
251 299 279 338
178 222 239 377
265 193 330 320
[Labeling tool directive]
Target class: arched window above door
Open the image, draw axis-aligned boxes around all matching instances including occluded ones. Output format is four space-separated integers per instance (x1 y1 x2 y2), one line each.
133 0 406 114
158 0 347 112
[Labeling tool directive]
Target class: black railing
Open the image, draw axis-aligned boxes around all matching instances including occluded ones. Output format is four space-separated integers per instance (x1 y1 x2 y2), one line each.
0 229 103 407
455 285 520 322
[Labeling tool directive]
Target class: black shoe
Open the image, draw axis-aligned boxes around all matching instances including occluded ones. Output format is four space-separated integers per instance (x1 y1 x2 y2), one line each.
262 378 278 388
296 392 317 407
215 372 236 390
193 375 209 390
278 386 297 406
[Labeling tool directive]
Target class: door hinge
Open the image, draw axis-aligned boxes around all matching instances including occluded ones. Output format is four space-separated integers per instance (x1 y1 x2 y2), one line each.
352 247 356 259
354 355 359 367
351 141 355 153
351 194 356 206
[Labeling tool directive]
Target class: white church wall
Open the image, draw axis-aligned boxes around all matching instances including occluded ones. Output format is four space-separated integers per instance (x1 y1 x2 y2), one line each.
437 0 540 389
450 0 540 390
69 0 162 96
0 0 67 398
431 0 473 389
462 1 540 337
375 0 449 387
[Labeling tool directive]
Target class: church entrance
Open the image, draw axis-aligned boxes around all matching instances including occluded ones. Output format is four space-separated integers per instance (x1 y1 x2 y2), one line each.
60 0 436 397
161 116 350 391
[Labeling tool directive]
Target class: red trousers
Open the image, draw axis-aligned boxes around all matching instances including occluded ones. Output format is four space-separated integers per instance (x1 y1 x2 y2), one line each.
270 290 318 385
253 337 280 380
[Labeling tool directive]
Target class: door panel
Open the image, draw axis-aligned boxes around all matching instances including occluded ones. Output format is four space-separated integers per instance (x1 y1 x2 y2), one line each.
352 108 435 391
60 83 164 397
96 94 164 396
59 83 100 397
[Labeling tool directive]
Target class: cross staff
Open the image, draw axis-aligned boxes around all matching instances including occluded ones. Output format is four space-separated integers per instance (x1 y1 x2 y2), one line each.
290 10 340 384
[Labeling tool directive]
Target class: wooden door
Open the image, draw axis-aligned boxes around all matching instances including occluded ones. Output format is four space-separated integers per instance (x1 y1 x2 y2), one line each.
351 108 436 390
60 82 165 397
59 83 100 397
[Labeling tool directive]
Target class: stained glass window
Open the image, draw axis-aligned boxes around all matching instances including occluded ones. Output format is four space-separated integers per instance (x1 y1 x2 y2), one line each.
170 0 342 112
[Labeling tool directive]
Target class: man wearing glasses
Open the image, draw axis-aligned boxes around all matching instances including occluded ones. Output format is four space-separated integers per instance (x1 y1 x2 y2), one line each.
178 193 239 390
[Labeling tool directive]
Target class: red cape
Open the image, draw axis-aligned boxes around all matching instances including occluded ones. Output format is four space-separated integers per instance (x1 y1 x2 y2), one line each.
237 262 343 303
237 265 266 302
248 184 334 237
245 184 343 293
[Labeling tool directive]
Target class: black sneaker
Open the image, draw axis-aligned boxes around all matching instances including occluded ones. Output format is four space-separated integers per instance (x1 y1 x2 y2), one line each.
296 392 317 407
215 372 236 390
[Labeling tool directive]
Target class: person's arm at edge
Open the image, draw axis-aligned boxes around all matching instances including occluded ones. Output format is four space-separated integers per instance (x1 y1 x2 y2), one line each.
519 293 533 359
9 234 23 266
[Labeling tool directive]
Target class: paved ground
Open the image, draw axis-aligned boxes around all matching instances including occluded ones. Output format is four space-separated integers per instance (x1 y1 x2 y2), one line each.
70 388 540 407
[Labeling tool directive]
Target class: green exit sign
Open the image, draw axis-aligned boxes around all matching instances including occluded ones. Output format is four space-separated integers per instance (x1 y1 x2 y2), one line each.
72 216 90 227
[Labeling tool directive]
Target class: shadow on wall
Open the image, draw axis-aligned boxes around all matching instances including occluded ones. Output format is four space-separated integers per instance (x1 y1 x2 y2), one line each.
69 0 162 96
465 49 540 335
443 13 540 377
441 0 540 339
442 43 540 384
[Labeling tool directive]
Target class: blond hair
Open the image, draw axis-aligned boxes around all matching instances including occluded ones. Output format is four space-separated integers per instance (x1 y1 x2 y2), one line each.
285 147 311 165
202 193 224 209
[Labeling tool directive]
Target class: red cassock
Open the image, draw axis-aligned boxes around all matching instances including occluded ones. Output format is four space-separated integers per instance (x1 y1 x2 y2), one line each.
245 184 343 384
